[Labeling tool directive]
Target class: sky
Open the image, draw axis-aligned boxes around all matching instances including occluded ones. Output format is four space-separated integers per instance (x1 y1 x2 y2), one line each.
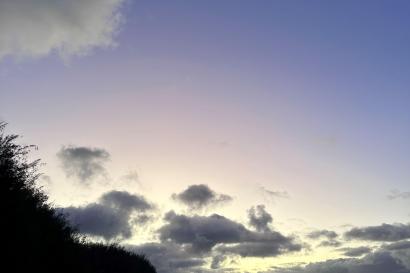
1 0 410 272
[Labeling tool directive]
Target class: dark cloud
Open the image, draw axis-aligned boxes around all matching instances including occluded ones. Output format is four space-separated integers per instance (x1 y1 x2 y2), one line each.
383 240 410 251
308 230 341 248
172 184 232 209
268 251 410 273
63 190 154 240
248 205 273 232
318 240 342 248
57 145 110 183
216 240 302 258
388 190 410 200
64 203 132 240
345 223 410 242
159 211 248 253
340 246 372 257
100 190 153 212
158 210 301 257
307 230 338 240
386 241 410 269
128 242 206 273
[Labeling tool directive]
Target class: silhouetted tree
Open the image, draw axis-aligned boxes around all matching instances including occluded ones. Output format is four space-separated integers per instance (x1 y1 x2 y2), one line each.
1 122 156 273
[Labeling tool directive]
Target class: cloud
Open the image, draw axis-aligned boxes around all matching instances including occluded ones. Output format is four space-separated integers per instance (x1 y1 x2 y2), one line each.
100 190 153 212
340 246 372 257
268 251 410 273
57 145 110 183
0 0 125 62
64 203 132 240
260 186 290 201
265 236 410 273
121 170 140 185
63 190 154 240
318 240 342 248
307 230 339 240
210 255 227 269
172 184 232 209
388 190 410 200
158 211 247 253
216 240 302 258
248 205 273 232
307 229 341 248
128 242 206 273
383 241 410 269
344 223 410 242
158 210 301 257
383 240 410 251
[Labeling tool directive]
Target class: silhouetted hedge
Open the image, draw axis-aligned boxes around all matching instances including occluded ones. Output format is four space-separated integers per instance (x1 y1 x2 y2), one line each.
1 123 156 273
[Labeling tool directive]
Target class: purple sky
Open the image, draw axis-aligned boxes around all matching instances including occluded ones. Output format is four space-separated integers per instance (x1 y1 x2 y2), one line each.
1 1 410 272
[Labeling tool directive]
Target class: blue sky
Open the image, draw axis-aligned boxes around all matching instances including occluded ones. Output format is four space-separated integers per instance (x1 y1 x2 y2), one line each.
1 1 410 272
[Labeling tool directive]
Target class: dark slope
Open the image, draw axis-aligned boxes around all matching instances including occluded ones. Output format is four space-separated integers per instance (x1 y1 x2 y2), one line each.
1 123 156 273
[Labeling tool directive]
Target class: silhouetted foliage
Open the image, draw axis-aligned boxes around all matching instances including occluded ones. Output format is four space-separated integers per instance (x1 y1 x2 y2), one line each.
1 123 156 273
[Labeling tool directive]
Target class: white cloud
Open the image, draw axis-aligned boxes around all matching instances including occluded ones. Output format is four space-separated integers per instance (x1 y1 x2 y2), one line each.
0 0 125 62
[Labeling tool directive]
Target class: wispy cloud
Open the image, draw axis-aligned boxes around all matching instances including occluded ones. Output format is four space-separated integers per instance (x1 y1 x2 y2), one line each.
268 251 410 273
339 246 372 257
345 223 410 242
388 190 410 200
260 186 290 202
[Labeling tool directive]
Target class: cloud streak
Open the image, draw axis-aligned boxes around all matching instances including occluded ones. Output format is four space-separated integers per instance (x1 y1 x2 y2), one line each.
260 186 290 201
269 251 410 273
340 246 372 257
345 223 410 242
388 190 410 200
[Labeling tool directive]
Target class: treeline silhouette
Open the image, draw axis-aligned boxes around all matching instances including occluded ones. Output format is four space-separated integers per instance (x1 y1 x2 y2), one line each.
1 123 156 273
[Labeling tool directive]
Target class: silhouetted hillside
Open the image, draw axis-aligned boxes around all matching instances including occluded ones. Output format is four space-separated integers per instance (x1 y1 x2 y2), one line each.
1 123 156 273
